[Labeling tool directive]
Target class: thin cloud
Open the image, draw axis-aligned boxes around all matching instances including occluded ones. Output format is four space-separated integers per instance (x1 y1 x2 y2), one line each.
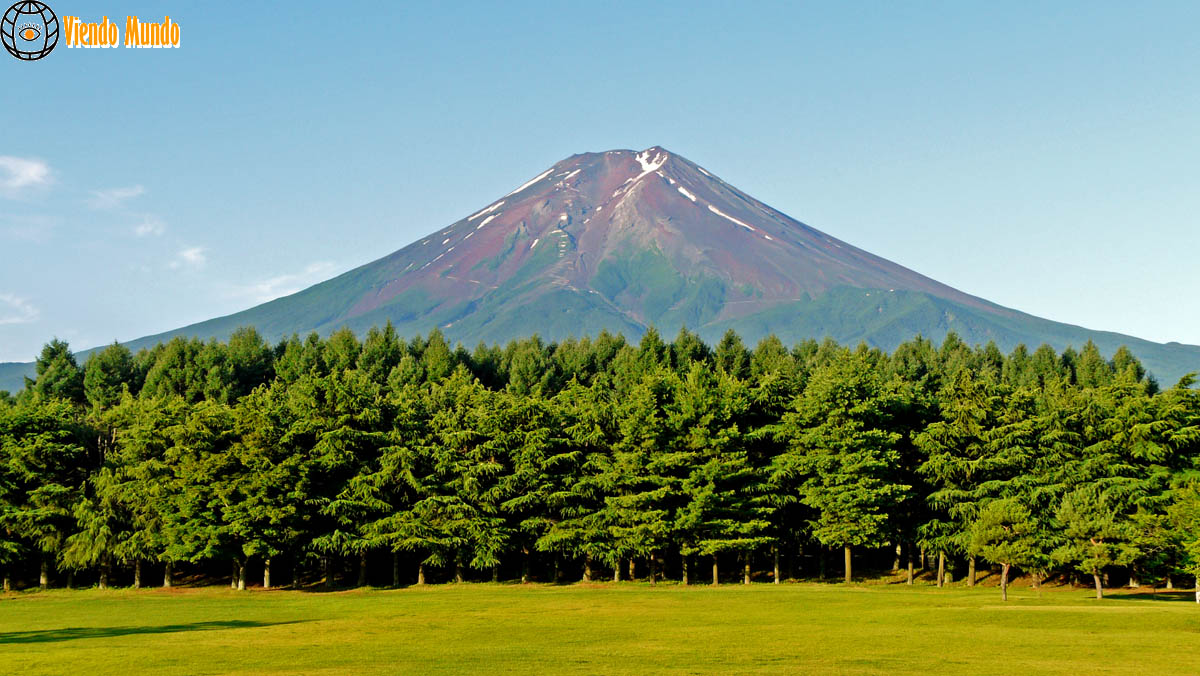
228 261 336 304
89 185 145 209
169 247 207 270
133 215 166 237
0 293 38 325
0 213 56 242
0 156 52 197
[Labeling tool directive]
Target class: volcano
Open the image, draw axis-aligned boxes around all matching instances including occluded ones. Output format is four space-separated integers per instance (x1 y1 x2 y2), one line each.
2 146 1197 389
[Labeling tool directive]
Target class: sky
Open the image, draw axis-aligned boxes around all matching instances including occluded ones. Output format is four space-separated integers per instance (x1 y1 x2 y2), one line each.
1 1 1198 362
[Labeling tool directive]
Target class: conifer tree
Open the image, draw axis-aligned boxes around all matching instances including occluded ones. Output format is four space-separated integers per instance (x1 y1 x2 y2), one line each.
671 365 771 584
916 369 1002 586
83 343 136 412
775 349 907 583
31 340 85 404
535 379 616 582
968 498 1041 600
0 398 88 588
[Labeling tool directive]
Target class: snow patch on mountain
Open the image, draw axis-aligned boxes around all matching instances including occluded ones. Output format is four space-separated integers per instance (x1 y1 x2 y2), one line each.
506 169 554 196
708 204 756 232
468 201 505 220
632 150 668 184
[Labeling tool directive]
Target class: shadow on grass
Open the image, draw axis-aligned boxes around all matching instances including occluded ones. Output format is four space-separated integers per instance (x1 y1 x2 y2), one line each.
0 619 305 645
1103 591 1199 604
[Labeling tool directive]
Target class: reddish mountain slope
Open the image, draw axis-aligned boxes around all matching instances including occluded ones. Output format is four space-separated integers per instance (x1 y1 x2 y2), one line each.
33 146 1193 387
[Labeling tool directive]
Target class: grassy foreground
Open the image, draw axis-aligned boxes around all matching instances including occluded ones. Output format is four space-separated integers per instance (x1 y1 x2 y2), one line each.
1 583 1197 675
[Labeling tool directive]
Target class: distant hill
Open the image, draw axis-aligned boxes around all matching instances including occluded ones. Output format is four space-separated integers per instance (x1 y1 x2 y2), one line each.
3 146 1196 392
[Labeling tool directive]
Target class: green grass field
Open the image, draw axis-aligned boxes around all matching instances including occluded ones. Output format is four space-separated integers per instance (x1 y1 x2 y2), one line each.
1 583 1197 675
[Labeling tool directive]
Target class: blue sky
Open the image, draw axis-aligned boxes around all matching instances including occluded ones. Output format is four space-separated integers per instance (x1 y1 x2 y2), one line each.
1 1 1197 362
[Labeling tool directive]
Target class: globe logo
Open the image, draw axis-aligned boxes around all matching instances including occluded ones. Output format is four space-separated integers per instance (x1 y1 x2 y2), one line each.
1 1 58 61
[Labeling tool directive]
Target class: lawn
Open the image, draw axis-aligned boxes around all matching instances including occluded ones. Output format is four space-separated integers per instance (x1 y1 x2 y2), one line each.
1 582 1197 675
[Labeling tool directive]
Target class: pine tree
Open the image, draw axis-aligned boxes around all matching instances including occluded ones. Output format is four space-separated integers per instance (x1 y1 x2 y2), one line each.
968 498 1041 600
602 367 674 582
83 343 136 412
535 379 616 582
105 394 189 587
1053 487 1136 599
62 469 127 588
671 365 771 585
0 398 89 588
775 349 907 583
916 369 1002 586
32 339 85 404
306 370 393 588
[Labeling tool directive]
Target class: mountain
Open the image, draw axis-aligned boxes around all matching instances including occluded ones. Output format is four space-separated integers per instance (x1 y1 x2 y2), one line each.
2 146 1197 392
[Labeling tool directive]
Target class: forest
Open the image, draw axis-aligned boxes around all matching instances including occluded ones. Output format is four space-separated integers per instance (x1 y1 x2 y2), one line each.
1 324 1198 602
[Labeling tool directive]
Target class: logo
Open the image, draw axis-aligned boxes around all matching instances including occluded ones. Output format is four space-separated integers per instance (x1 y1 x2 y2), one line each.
1 1 58 61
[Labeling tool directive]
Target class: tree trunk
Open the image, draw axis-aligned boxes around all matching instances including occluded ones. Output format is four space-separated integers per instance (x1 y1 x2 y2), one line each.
163 560 173 588
392 553 400 587
712 554 719 586
1128 571 1139 588
133 559 142 589
906 551 914 586
1194 576 1199 604
649 555 657 586
681 555 688 586
66 570 74 589
773 547 780 584
1001 563 1010 602
936 551 945 588
628 558 635 582
264 558 272 589
743 556 751 585
844 545 852 584
237 558 246 591
232 559 240 589
417 563 426 585
1165 575 1172 590
357 551 368 587
967 556 976 587
491 565 499 583
322 556 332 590
583 553 592 582
521 548 530 584
919 547 926 571
455 557 464 584
893 543 902 571
2 574 9 592
1093 573 1103 600
39 555 49 589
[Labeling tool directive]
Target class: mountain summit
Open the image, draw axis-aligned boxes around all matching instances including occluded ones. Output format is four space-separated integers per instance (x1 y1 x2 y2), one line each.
3 146 1197 388
170 145 1010 342
362 145 992 329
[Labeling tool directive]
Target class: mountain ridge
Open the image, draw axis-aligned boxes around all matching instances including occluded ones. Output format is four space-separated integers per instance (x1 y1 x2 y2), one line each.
2 146 1197 391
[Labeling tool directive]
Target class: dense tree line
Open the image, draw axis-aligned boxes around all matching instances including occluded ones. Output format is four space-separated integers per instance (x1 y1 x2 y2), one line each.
1 325 1198 600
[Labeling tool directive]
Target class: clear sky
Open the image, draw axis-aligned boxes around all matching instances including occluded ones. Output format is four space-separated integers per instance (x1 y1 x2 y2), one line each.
1 1 1198 362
